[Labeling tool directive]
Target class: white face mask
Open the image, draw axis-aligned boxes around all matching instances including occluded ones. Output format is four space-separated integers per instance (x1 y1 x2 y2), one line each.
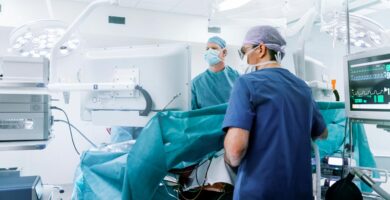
239 47 278 74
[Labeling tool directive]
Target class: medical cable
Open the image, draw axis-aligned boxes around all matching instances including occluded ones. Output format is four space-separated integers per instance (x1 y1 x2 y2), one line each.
179 158 213 200
216 191 232 200
162 181 180 200
179 173 203 200
165 154 220 199
54 119 97 148
51 106 80 155
162 159 211 199
162 93 182 111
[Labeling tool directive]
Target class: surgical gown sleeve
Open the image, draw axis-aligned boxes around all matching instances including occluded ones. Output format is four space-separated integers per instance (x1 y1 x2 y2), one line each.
191 82 199 110
311 100 326 138
222 77 255 132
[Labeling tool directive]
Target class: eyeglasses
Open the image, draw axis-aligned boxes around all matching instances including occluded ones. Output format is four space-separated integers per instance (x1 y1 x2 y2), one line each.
238 45 259 60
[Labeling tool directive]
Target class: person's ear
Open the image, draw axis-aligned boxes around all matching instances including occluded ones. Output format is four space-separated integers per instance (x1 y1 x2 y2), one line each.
223 49 227 56
259 45 267 59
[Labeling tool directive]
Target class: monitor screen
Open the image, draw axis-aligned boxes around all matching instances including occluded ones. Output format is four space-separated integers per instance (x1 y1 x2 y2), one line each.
348 54 390 112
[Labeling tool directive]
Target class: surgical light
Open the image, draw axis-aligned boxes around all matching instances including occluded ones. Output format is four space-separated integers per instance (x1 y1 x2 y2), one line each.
24 32 33 39
218 0 252 11
47 43 55 48
9 20 81 59
32 38 40 43
321 12 389 48
21 52 30 57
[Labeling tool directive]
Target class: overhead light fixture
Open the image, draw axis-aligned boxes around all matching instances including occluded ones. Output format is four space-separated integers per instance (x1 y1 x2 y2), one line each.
8 20 81 58
321 12 389 48
218 0 252 11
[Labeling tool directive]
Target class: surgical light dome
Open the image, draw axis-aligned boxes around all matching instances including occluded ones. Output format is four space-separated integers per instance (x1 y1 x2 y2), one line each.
321 12 390 48
9 20 81 58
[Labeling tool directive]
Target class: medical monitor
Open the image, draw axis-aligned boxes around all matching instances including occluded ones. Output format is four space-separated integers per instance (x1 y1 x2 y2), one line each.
344 47 390 122
80 44 191 126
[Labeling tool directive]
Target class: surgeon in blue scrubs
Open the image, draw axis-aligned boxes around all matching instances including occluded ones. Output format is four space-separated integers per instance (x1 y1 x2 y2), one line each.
191 36 240 110
222 26 328 200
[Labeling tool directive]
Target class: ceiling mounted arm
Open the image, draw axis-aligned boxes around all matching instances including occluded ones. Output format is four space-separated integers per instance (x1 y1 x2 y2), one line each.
49 0 120 83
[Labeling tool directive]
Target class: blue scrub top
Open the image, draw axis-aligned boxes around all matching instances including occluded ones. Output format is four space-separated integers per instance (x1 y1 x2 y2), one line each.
223 68 326 200
191 66 239 110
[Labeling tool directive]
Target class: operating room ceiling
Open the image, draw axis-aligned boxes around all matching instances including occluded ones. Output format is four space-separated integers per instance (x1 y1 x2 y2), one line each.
68 0 214 16
67 0 390 27
68 0 315 20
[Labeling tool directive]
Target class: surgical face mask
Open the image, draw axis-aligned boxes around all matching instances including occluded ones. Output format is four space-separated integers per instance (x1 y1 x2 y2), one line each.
241 57 277 74
204 49 222 66
239 47 278 74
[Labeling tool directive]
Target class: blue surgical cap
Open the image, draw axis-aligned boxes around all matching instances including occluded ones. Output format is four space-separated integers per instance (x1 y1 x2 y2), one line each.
207 36 226 49
243 26 286 57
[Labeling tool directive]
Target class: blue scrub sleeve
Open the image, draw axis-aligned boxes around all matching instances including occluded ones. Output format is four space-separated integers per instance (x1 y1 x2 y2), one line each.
222 77 255 132
311 100 326 138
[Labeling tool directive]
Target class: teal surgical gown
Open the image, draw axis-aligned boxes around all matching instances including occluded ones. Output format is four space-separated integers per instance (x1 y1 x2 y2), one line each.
73 103 377 200
191 66 239 110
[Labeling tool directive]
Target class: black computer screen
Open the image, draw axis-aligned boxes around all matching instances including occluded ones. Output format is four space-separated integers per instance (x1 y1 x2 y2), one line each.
348 54 390 111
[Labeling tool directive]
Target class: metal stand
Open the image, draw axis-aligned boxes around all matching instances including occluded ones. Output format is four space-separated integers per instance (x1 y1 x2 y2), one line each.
343 119 390 200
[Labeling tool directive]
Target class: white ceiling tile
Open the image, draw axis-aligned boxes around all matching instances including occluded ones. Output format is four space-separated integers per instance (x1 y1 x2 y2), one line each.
65 0 140 7
138 0 179 3
64 0 212 16
136 2 173 11
136 0 181 11
62 0 324 19
171 0 212 16
118 0 141 7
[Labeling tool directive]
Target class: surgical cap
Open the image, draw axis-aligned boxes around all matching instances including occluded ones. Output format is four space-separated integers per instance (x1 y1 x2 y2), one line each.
207 36 226 49
243 26 286 57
